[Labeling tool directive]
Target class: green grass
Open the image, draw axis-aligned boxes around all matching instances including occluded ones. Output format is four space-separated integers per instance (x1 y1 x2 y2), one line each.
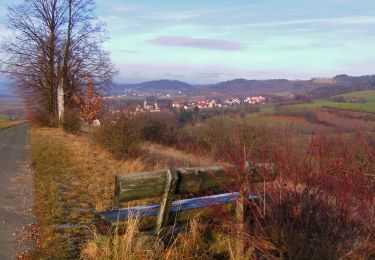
0 102 20 107
0 114 8 121
0 120 28 130
284 100 375 113
272 91 292 97
335 90 375 103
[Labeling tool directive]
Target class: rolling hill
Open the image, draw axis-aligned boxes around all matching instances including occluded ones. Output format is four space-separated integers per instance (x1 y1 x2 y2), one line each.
202 75 375 97
110 75 375 98
111 80 195 95
334 90 375 103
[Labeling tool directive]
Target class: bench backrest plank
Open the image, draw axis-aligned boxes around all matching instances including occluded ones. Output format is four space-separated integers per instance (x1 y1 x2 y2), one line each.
115 164 276 202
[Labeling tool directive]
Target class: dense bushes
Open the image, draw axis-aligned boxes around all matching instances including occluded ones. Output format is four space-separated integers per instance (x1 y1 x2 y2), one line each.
134 113 178 145
27 107 55 127
274 105 318 122
273 105 333 126
61 108 81 133
180 117 273 159
95 117 141 159
94 113 177 159
220 133 375 259
95 112 275 161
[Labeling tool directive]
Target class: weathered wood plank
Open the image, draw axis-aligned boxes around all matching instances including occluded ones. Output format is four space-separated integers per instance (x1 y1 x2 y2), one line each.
236 160 250 256
97 192 258 227
155 169 179 235
115 164 276 202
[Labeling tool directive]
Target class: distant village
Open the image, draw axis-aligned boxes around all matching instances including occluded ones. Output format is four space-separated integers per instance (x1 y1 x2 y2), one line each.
104 94 268 116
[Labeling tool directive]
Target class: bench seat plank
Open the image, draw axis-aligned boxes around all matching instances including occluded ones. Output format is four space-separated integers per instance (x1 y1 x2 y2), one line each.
97 192 257 225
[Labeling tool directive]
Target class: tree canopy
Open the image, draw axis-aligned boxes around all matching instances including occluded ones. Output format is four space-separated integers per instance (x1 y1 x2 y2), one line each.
1 0 117 126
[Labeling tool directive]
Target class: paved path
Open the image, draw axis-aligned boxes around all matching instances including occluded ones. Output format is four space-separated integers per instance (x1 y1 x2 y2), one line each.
0 124 35 259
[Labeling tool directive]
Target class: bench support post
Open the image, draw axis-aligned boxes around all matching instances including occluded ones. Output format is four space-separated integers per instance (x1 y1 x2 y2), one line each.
155 169 179 236
236 160 252 257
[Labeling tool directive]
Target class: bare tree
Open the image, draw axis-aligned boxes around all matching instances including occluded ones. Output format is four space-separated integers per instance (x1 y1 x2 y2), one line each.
1 0 117 126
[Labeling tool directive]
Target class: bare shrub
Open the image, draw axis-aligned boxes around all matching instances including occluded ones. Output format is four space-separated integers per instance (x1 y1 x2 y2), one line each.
220 131 375 259
27 107 52 127
180 117 273 159
61 109 81 133
134 113 178 145
95 117 142 159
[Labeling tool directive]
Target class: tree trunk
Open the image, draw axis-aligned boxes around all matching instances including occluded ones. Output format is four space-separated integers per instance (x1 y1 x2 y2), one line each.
57 80 64 126
58 0 72 128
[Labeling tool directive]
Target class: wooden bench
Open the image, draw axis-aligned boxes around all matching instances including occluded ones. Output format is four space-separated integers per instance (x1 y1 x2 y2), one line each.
96 163 277 237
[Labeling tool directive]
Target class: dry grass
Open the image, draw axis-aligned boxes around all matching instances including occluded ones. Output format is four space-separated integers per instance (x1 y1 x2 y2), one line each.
81 215 145 260
31 123 374 259
32 127 146 210
30 127 168 258
142 142 215 168
30 127 219 258
81 217 236 260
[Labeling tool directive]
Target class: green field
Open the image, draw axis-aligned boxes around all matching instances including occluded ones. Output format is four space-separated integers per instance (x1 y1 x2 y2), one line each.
0 114 7 121
335 90 375 103
0 120 28 130
272 91 292 97
0 102 20 107
285 100 375 113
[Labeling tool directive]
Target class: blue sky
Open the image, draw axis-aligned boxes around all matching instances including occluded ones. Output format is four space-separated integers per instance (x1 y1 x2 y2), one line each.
1 0 375 83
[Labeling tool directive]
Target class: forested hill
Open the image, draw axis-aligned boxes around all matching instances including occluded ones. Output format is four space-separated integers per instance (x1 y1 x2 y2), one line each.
107 75 375 97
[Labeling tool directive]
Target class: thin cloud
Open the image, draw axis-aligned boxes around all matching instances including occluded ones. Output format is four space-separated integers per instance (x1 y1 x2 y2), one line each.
240 16 375 28
140 4 259 22
117 50 139 54
147 36 246 51
113 4 142 13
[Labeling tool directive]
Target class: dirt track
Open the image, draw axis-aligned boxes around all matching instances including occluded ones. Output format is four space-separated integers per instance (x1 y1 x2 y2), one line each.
0 124 35 259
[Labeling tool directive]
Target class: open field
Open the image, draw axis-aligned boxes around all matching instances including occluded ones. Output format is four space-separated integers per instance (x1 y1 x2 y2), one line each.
334 90 375 103
0 97 26 120
284 100 375 113
0 114 7 121
0 120 28 131
272 91 292 96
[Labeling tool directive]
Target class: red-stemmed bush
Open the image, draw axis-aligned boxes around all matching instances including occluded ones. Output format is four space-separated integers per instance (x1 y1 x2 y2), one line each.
214 127 374 259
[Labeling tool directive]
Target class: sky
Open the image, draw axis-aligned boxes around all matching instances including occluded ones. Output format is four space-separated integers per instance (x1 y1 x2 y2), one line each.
1 0 375 84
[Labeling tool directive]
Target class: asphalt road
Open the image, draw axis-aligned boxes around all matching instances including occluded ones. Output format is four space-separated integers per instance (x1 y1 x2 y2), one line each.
0 124 35 259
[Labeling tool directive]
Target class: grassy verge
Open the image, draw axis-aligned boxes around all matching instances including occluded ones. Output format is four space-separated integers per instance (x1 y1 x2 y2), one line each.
0 120 28 130
30 127 210 258
30 127 238 259
31 127 147 258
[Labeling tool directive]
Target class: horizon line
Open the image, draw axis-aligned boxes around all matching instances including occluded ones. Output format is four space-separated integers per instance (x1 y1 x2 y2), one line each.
114 73 373 85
